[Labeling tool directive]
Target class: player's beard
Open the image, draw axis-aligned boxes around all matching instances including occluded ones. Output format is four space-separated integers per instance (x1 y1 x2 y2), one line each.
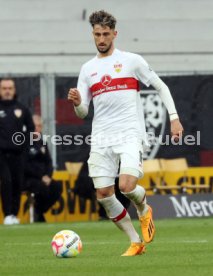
97 43 112 54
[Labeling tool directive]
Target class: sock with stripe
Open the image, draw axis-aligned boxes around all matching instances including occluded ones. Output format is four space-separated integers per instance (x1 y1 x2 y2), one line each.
122 185 148 217
98 194 141 243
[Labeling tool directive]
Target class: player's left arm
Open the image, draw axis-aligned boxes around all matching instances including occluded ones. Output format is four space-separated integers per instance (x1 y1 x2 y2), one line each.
134 55 183 140
150 76 184 140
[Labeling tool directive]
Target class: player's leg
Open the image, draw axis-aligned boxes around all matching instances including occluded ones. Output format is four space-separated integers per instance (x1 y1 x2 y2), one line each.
119 173 155 243
0 152 14 224
96 184 141 242
119 174 148 216
88 149 145 256
8 153 24 223
116 143 155 243
96 182 145 256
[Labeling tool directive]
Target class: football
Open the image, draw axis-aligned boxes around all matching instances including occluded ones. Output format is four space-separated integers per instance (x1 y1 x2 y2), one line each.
51 230 82 258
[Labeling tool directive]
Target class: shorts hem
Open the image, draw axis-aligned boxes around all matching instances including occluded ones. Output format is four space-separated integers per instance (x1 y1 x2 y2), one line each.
119 167 143 178
92 176 115 189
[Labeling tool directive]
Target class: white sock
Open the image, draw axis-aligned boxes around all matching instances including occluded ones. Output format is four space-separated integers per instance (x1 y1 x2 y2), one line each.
98 194 141 243
122 185 148 217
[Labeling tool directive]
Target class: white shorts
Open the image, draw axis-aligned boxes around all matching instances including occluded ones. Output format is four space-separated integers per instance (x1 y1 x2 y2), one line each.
87 142 144 189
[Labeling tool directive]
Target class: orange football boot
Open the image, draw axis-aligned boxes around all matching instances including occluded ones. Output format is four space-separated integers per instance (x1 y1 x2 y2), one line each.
139 205 155 243
121 242 146 256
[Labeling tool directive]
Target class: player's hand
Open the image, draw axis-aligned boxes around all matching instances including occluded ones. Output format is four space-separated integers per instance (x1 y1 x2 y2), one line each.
171 119 184 142
42 175 51 186
68 88 81 106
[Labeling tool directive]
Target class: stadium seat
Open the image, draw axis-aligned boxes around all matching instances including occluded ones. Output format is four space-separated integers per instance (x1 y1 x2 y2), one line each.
182 167 212 193
65 162 83 175
139 159 162 195
155 158 211 194
154 158 188 194
143 159 161 174
160 158 188 172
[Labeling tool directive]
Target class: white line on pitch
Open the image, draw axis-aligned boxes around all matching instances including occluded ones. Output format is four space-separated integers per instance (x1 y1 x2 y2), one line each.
4 240 208 246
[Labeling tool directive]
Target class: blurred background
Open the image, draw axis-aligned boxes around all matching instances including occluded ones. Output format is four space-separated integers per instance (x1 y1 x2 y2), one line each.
0 0 213 223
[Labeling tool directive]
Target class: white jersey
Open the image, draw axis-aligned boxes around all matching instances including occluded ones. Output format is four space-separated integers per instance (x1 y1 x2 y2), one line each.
77 48 158 148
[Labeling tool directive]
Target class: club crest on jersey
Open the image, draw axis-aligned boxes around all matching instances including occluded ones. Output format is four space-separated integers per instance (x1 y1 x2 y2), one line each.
14 109 22 118
101 75 112 87
114 62 122 73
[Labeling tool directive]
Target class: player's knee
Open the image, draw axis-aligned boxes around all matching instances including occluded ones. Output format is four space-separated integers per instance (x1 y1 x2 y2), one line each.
119 181 130 193
96 187 114 199
119 176 137 193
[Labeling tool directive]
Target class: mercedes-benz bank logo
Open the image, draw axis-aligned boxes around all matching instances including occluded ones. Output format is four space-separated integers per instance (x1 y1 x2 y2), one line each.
101 75 112 86
140 90 166 159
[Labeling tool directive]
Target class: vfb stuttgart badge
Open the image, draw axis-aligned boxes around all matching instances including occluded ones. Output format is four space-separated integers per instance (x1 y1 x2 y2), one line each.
114 62 122 73
14 109 22 118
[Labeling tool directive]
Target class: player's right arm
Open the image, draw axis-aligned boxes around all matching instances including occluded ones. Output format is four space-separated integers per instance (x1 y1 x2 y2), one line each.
68 65 91 119
68 88 88 118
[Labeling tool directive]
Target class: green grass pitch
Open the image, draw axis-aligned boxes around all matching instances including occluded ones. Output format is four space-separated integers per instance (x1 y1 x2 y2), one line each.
0 218 213 276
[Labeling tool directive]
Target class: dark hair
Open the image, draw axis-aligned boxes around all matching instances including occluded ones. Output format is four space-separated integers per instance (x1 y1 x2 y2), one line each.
0 78 15 86
89 10 117 29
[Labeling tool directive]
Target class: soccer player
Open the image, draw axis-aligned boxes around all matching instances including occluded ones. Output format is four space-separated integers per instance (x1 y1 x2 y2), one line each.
68 10 183 256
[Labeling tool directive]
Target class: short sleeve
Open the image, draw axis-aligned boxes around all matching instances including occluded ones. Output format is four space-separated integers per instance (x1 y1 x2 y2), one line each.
133 54 158 87
77 66 92 106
